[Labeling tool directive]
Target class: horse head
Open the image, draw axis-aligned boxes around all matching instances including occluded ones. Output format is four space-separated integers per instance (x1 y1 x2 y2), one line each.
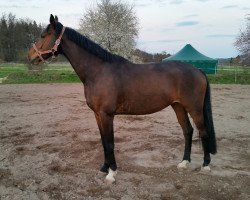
27 14 65 64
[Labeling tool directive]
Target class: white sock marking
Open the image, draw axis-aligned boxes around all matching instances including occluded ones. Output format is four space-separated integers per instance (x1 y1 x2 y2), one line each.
177 160 190 169
105 168 117 184
201 165 211 171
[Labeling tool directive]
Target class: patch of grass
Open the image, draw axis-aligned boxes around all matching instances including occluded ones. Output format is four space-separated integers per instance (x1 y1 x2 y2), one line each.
0 63 26 78
3 71 80 84
0 63 249 84
208 66 250 84
0 63 80 84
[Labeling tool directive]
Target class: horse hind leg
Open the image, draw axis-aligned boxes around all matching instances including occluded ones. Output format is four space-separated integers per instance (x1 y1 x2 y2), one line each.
171 103 193 169
189 110 211 171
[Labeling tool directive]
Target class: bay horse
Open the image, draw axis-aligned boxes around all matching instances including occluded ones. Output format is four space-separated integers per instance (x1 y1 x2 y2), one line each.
28 15 217 183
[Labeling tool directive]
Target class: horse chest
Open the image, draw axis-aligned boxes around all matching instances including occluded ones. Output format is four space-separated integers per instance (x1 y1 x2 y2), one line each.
84 87 117 113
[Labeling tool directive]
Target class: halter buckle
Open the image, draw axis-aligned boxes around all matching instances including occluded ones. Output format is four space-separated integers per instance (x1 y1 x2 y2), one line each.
55 39 60 45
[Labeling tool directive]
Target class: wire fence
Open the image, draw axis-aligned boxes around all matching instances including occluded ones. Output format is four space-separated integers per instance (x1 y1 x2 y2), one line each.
207 65 250 84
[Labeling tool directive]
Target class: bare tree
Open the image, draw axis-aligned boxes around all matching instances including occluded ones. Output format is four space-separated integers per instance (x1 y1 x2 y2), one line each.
79 0 139 60
234 16 250 65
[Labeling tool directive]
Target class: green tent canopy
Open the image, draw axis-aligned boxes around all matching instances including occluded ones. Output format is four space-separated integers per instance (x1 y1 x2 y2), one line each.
162 44 218 74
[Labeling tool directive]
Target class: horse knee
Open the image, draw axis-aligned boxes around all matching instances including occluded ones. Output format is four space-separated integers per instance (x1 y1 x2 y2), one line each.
194 120 207 138
190 112 207 137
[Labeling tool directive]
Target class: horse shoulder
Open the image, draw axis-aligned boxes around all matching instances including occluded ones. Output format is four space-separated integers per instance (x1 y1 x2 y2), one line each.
83 68 120 113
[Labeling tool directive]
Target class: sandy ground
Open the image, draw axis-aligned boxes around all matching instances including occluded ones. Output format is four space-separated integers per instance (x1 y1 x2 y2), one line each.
0 83 249 200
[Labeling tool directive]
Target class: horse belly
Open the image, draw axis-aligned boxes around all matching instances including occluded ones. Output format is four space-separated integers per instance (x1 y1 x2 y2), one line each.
116 94 172 115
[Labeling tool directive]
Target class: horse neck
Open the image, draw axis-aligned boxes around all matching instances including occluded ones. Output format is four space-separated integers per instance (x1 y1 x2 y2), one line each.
61 38 103 83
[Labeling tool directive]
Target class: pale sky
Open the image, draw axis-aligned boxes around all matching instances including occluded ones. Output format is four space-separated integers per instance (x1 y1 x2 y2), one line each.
0 0 249 58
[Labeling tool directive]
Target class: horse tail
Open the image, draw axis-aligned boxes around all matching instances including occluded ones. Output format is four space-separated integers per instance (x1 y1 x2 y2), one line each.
202 72 217 154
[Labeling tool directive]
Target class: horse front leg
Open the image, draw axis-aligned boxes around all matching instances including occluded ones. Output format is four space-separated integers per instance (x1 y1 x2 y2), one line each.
95 111 117 183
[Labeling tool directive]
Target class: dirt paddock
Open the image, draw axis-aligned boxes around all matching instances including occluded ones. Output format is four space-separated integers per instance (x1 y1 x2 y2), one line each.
0 83 249 200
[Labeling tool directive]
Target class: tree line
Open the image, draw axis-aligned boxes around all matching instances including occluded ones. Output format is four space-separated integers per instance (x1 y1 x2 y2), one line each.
0 13 43 63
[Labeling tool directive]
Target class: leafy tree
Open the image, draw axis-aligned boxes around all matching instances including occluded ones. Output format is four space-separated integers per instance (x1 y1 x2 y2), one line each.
234 16 250 65
79 0 139 60
0 13 43 62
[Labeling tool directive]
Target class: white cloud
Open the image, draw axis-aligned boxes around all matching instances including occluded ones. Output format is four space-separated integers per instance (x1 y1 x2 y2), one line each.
176 21 199 26
222 5 238 9
170 0 184 4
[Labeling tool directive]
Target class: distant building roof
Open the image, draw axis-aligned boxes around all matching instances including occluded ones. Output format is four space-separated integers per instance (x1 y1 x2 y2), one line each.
163 44 217 62
162 44 218 74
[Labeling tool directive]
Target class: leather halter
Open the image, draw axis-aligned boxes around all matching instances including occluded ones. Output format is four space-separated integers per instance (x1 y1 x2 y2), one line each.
32 26 65 64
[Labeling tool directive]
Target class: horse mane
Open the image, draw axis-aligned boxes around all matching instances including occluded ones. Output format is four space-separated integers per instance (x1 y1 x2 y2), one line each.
55 22 129 63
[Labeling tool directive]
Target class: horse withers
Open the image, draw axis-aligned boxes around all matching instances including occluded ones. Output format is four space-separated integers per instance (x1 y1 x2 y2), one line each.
28 15 217 184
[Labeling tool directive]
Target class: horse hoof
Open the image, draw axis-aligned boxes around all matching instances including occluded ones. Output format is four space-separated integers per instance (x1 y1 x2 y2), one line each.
105 177 115 185
177 160 190 170
105 168 117 185
201 166 211 172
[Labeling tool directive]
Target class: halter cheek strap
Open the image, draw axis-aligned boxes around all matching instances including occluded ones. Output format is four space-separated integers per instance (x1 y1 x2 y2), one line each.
32 26 66 64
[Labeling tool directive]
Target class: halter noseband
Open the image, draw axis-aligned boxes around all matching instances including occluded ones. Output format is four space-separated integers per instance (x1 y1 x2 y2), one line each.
32 26 66 64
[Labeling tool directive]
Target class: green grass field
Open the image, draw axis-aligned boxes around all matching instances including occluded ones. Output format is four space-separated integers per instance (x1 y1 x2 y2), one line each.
207 65 250 84
0 63 80 84
0 63 249 84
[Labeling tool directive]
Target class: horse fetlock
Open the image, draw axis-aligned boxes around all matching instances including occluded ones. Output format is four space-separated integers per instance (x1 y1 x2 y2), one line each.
177 160 190 169
105 168 117 184
100 164 109 173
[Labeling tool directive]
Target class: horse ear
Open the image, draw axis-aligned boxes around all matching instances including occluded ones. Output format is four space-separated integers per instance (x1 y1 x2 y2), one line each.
55 16 58 23
50 14 55 25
